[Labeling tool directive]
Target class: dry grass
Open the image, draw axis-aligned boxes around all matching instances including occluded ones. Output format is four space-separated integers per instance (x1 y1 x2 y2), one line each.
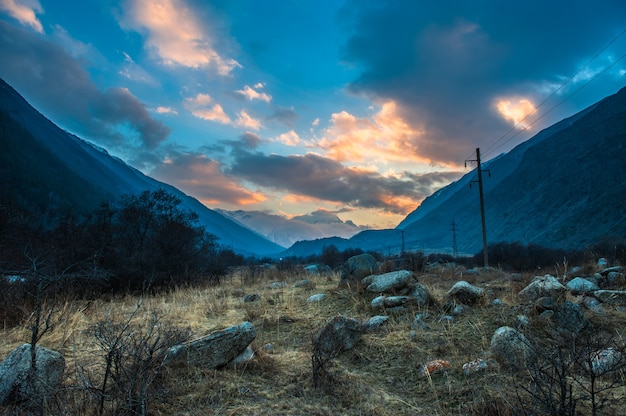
1 265 625 415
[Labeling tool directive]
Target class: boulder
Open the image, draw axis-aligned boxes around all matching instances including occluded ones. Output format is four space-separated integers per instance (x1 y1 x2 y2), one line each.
0 343 65 405
365 270 413 293
518 275 565 302
589 348 625 376
164 322 256 368
242 293 260 303
409 282 433 307
566 277 599 294
313 315 362 358
446 281 485 305
339 253 378 288
555 301 590 334
490 326 536 370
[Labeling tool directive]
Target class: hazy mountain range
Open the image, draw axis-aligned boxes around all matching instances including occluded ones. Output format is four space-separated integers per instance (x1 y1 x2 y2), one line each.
216 209 368 248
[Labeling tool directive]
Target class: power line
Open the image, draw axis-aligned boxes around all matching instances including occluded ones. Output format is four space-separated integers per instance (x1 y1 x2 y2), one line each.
463 27 626 163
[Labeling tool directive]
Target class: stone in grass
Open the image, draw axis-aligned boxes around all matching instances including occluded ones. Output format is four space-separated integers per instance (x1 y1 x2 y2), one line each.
361 315 389 332
518 275 566 302
313 315 362 358
227 346 255 368
446 280 485 305
490 326 536 370
462 358 487 376
307 293 327 302
365 270 413 293
0 343 65 405
589 348 625 376
565 277 599 295
421 359 451 377
164 321 256 369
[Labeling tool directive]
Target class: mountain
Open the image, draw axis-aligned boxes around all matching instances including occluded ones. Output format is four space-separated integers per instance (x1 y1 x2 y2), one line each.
281 85 626 257
0 79 284 256
216 209 368 248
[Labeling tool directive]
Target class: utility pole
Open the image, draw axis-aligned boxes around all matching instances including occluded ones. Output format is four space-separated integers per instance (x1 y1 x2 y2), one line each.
451 221 458 258
465 148 490 268
400 230 405 256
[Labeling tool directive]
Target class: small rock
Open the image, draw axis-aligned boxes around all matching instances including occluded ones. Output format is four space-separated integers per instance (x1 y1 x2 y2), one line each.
227 346 255 368
365 270 413 293
361 315 389 331
242 293 260 303
446 281 485 305
589 348 625 376
518 275 565 302
268 281 289 289
463 358 487 375
491 298 503 306
593 290 626 305
422 359 451 377
294 279 311 288
307 293 327 302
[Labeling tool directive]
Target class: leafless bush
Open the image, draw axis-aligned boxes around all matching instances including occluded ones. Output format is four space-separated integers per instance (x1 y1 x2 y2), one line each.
81 301 190 416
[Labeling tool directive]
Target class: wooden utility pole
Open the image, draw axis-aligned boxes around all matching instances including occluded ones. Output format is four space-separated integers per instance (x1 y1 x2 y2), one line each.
451 221 458 258
465 148 489 268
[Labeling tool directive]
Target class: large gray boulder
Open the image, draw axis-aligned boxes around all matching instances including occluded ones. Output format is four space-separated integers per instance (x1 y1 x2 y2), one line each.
490 326 536 370
339 253 378 288
555 301 591 334
446 280 485 305
164 322 256 368
518 275 566 302
313 315 362 358
364 270 413 293
565 277 599 295
0 343 65 405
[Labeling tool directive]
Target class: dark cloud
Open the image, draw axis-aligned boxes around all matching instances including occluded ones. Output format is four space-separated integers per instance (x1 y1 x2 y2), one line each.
239 132 262 149
229 150 462 213
266 106 298 127
0 20 169 150
339 0 626 162
149 150 264 205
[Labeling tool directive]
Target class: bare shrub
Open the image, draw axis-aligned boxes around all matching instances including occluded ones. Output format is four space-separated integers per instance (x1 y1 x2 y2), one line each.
81 301 190 416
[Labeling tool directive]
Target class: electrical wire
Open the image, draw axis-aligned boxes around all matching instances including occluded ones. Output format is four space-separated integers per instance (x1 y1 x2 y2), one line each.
463 28 626 163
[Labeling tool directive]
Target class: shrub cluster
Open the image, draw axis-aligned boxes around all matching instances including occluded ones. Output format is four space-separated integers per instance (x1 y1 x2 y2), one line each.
0 189 244 325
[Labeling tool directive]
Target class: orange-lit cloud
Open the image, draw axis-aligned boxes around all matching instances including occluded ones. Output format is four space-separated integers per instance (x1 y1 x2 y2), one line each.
315 100 433 167
120 0 240 74
235 110 262 130
495 97 537 129
0 0 43 33
274 130 301 146
151 152 266 206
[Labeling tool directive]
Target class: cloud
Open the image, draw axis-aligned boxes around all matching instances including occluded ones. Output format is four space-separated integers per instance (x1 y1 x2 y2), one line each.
0 20 170 150
149 151 266 205
267 106 298 127
235 110 262 130
340 1 626 162
315 101 447 167
229 151 462 214
184 93 232 124
0 0 43 33
234 85 271 102
494 97 537 129
274 130 301 146
155 106 177 115
119 0 240 75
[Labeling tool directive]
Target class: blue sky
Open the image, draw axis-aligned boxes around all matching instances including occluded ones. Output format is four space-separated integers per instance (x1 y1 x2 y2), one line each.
1 0 625 228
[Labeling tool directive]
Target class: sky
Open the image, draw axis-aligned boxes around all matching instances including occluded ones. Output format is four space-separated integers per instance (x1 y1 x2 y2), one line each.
0 0 625 229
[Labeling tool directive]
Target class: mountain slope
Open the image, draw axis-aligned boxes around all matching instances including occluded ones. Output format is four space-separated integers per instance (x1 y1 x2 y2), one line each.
0 79 284 256
282 85 626 257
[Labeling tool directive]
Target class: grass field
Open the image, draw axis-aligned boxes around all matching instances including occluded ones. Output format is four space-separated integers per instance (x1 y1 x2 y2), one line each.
1 263 625 415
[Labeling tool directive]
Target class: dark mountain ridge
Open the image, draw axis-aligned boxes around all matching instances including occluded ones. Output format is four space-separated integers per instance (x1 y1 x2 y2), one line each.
281 85 626 257
0 79 284 256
